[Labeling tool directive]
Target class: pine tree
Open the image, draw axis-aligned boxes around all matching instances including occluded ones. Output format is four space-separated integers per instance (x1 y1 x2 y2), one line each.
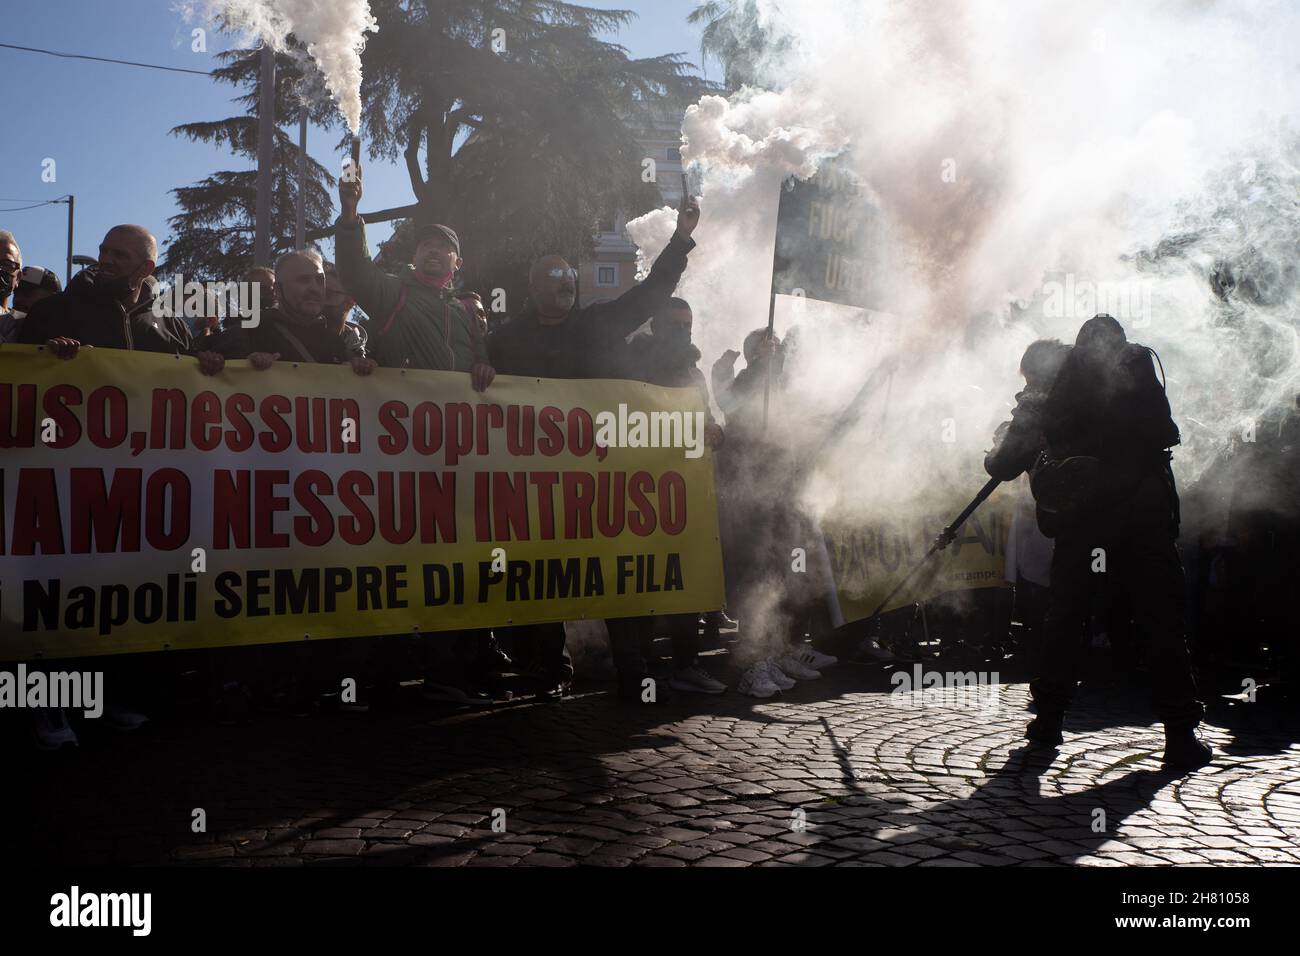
160 44 338 281
688 0 791 90
352 0 716 305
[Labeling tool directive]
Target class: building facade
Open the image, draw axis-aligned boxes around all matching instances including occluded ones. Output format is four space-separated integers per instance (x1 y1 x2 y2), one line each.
578 112 686 307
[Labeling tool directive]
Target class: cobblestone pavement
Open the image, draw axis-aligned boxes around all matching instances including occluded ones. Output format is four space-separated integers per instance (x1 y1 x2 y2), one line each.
21 658 1300 867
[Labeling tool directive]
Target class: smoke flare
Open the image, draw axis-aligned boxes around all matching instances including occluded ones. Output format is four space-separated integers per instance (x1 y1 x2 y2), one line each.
185 0 378 133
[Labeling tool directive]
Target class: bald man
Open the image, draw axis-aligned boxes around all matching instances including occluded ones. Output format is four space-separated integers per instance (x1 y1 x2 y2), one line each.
18 224 183 355
199 249 372 374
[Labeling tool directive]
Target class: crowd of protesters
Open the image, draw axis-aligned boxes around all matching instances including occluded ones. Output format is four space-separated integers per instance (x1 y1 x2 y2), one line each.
4 165 1273 772
1 164 848 752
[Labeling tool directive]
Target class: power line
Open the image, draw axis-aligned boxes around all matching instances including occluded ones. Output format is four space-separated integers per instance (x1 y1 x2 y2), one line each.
0 194 71 212
0 42 214 77
0 200 67 213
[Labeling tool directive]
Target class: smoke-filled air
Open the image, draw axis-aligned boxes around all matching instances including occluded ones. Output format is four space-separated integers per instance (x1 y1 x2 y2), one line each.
629 0 1300 557
183 0 378 132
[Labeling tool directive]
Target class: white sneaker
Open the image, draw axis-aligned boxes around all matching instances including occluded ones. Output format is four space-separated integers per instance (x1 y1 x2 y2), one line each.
738 662 781 699
792 646 838 670
763 657 796 690
776 653 822 680
105 704 149 732
668 664 727 694
35 708 78 750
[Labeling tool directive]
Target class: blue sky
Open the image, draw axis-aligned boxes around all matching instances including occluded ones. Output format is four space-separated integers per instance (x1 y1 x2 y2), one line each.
1 0 709 283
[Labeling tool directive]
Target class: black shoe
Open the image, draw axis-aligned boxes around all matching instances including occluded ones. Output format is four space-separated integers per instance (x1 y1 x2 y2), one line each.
1025 713 1064 747
537 678 572 700
1162 727 1213 772
523 667 573 699
477 636 514 674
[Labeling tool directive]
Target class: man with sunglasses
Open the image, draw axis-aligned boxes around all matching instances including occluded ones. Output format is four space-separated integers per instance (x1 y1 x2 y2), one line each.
487 192 698 378
487 190 701 702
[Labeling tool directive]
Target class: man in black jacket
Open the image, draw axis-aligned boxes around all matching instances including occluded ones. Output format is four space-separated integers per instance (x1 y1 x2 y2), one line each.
617 298 727 695
194 248 374 715
18 225 184 356
488 194 700 702
982 339 1069 677
13 226 179 735
622 298 720 420
489 210 698 379
1027 314 1210 771
199 249 372 373
984 339 1071 482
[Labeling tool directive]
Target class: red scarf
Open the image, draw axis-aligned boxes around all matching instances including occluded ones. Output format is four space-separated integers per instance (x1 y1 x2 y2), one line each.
412 270 454 290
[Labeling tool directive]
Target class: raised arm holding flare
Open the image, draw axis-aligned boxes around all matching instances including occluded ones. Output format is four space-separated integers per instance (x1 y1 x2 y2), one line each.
334 161 492 389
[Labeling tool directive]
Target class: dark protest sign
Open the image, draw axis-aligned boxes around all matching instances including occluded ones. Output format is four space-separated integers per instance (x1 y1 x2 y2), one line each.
771 152 884 309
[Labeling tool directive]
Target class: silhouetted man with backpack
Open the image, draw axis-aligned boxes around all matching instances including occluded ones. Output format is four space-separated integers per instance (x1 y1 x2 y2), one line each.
1026 314 1211 771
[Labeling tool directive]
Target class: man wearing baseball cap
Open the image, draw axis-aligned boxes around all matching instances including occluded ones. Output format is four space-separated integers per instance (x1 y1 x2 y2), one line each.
335 166 494 390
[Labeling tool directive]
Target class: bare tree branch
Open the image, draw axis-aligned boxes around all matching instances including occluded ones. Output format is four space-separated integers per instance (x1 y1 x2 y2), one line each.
304 203 421 243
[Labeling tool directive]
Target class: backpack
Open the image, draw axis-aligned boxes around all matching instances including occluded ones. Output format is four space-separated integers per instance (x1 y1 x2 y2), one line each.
1029 452 1101 537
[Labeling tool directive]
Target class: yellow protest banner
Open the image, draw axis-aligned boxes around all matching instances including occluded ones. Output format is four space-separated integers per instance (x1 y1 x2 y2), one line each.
824 484 1013 624
0 346 724 659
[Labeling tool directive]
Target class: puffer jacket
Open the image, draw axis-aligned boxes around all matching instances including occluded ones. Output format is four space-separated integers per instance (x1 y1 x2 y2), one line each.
17 268 184 353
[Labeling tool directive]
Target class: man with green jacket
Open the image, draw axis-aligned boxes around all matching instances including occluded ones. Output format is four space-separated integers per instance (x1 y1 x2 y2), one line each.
335 164 495 390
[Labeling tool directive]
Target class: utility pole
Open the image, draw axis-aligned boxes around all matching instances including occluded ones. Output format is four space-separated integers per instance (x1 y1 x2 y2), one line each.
254 43 276 266
64 194 74 284
295 106 308 250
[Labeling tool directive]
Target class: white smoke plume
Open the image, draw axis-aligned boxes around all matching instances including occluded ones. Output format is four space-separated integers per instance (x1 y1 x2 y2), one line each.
183 0 378 133
627 89 848 376
630 0 1300 534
